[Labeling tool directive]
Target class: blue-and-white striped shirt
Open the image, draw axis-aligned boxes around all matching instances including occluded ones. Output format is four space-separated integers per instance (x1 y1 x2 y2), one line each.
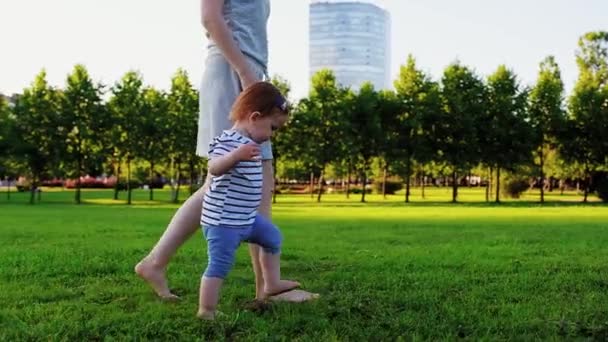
201 130 263 228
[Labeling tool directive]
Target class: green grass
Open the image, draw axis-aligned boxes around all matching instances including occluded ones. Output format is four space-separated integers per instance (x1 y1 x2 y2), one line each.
1 189 608 340
0 185 601 205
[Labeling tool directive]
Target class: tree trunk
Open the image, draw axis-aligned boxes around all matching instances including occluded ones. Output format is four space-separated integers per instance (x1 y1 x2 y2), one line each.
405 176 411 203
149 160 154 201
485 167 491 202
75 154 82 205
317 168 325 203
5 176 10 201
29 175 36 205
174 163 181 204
405 157 412 203
452 170 458 203
273 159 278 204
189 159 195 196
273 176 278 204
113 155 121 200
421 171 426 200
489 166 494 202
346 163 351 199
361 171 367 203
540 147 545 204
37 177 41 203
495 167 501 203
560 179 565 196
382 163 388 199
540 145 545 203
583 164 590 203
127 159 132 205
168 160 174 202
309 172 314 199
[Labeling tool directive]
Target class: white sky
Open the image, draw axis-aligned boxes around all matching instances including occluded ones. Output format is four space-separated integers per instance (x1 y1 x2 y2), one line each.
1 0 606 99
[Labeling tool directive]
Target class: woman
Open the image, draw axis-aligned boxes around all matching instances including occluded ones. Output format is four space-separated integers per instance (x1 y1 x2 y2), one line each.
136 0 314 303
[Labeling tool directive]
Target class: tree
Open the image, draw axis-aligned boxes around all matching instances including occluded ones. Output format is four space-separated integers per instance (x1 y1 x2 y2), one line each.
565 31 608 202
166 69 199 203
393 56 441 202
270 75 292 203
59 65 106 204
376 89 402 198
12 71 61 204
347 82 382 202
299 70 347 202
439 62 485 202
483 65 534 203
0 97 10 157
0 96 18 200
528 56 566 203
109 71 145 205
278 100 322 198
140 87 170 201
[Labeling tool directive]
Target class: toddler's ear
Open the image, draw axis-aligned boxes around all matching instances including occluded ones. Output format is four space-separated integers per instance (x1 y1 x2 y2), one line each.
250 111 262 121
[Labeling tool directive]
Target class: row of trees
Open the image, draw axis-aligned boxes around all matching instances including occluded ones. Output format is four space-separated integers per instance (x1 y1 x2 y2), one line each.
278 31 608 203
1 31 607 204
0 67 200 204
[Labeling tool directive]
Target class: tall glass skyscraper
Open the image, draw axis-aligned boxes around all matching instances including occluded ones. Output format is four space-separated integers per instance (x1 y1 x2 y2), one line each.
309 0 391 90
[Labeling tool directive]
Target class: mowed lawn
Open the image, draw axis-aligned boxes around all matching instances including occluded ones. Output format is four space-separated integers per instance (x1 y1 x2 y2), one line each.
1 189 607 340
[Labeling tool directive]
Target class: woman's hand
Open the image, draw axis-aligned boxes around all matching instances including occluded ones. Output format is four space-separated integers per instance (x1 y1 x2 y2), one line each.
238 68 259 90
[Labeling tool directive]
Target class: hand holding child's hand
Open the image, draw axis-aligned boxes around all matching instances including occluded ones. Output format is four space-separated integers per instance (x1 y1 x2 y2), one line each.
238 70 258 90
233 143 261 161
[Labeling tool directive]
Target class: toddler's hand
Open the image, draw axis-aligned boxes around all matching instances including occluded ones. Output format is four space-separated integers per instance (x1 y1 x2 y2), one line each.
233 143 261 161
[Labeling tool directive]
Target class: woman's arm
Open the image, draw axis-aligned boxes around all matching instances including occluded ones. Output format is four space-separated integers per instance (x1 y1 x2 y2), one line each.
201 0 258 89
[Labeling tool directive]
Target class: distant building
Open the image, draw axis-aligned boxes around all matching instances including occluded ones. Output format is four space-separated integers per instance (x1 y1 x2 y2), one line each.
309 0 391 90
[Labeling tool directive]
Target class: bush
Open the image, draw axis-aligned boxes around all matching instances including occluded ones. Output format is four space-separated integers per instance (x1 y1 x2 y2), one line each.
276 185 309 194
16 178 32 192
373 180 403 195
348 187 372 195
596 177 608 203
308 186 327 195
503 178 530 199
41 179 64 187
81 177 104 188
16 184 31 192
65 176 112 189
116 180 142 191
147 179 165 189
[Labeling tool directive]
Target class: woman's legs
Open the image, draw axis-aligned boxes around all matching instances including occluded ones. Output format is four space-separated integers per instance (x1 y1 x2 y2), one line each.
136 54 279 301
247 213 301 296
249 159 275 299
135 155 272 300
135 173 212 299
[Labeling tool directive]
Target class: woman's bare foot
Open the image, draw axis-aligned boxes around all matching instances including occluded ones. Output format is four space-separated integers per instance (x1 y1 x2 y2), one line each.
135 258 179 301
270 289 320 303
264 280 300 297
